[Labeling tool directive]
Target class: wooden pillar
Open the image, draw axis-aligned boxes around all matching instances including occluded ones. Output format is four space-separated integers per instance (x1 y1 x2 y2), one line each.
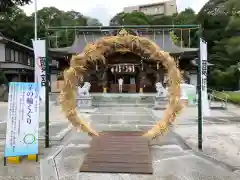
18 71 21 82
26 75 28 82
102 69 108 93
139 70 146 93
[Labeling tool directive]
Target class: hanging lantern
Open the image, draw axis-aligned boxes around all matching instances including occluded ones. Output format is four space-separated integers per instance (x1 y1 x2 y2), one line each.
157 63 159 70
111 67 114 73
96 64 98 71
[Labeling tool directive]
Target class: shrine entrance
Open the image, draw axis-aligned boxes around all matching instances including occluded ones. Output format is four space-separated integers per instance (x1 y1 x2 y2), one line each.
106 52 141 93
107 63 140 93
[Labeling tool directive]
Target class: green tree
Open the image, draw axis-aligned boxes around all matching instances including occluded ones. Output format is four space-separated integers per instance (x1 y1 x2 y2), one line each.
0 71 8 85
0 6 96 47
172 8 197 47
150 15 173 25
198 0 240 89
86 17 102 26
0 0 31 12
110 12 151 25
0 6 32 45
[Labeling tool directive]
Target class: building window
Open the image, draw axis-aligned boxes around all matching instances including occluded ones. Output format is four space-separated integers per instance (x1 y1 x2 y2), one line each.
30 56 34 66
5 48 11 61
23 53 28 65
15 51 18 63
10 49 15 62
28 56 31 66
18 52 23 63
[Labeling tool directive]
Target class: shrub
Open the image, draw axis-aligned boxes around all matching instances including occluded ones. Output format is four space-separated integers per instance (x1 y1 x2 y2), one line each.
0 71 8 85
215 91 240 105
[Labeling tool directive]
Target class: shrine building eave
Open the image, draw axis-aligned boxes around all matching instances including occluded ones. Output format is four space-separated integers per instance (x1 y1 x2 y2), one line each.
49 32 198 57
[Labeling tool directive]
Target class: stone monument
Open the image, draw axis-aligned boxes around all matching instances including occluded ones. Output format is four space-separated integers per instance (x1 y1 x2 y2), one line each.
77 82 92 108
154 82 168 110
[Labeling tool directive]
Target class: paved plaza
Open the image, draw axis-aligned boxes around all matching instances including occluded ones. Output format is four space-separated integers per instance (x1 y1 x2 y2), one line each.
0 96 239 179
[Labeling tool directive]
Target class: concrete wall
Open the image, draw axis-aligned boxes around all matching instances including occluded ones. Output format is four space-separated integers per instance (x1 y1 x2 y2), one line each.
123 0 177 16
0 43 5 62
139 4 165 15
164 0 177 16
123 5 139 13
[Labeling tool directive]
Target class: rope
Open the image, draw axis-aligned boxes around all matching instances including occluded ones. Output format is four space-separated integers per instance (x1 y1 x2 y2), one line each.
162 29 165 48
180 29 183 48
83 32 88 44
153 28 156 42
188 29 191 48
65 28 68 46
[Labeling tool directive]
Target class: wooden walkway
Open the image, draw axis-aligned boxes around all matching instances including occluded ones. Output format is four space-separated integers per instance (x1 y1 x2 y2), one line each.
80 131 153 174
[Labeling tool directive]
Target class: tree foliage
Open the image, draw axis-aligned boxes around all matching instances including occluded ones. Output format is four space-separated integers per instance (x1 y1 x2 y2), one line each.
110 8 197 47
0 6 101 47
1 0 239 89
109 0 240 89
0 70 8 85
0 0 31 12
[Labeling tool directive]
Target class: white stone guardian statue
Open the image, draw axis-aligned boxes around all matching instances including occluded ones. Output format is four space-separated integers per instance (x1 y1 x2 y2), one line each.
77 82 91 97
155 82 167 97
77 82 92 108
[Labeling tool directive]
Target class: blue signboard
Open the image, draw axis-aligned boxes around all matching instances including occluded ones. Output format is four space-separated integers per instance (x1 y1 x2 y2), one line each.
4 82 40 157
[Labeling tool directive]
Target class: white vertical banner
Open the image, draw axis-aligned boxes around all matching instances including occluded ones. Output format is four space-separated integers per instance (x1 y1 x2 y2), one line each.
200 38 210 116
4 82 40 157
32 40 46 102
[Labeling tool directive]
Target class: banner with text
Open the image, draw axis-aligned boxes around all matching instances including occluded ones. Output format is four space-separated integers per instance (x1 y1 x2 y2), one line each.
4 82 40 157
32 40 46 102
200 38 210 116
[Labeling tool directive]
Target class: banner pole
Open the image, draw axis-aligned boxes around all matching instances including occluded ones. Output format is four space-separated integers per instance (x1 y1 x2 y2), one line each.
45 31 50 148
197 27 203 150
34 0 37 40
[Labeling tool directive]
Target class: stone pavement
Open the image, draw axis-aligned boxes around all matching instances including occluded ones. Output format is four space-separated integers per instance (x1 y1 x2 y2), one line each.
0 99 240 179
42 105 239 180
151 105 240 169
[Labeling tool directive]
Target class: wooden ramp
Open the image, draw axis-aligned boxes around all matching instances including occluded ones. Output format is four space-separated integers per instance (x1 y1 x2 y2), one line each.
80 131 153 174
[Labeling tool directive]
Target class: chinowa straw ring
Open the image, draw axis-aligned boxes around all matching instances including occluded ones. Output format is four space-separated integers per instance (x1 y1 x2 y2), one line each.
59 32 184 139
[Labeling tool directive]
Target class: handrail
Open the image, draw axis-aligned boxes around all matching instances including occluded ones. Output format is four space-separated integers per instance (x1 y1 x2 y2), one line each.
208 88 229 100
208 88 229 108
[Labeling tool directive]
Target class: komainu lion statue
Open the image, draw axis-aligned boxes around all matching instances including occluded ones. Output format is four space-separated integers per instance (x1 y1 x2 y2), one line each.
155 82 167 97
77 82 91 97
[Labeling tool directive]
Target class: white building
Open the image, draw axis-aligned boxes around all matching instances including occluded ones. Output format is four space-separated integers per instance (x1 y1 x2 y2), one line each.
123 0 177 16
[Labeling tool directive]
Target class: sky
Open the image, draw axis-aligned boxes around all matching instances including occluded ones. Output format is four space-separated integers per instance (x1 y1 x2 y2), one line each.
21 0 208 25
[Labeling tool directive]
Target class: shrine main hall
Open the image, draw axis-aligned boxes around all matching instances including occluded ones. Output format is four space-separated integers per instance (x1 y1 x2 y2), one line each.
49 27 200 93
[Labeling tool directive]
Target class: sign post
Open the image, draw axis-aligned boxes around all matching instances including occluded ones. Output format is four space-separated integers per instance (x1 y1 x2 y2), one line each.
4 82 39 165
32 39 49 148
197 37 209 150
200 39 210 117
